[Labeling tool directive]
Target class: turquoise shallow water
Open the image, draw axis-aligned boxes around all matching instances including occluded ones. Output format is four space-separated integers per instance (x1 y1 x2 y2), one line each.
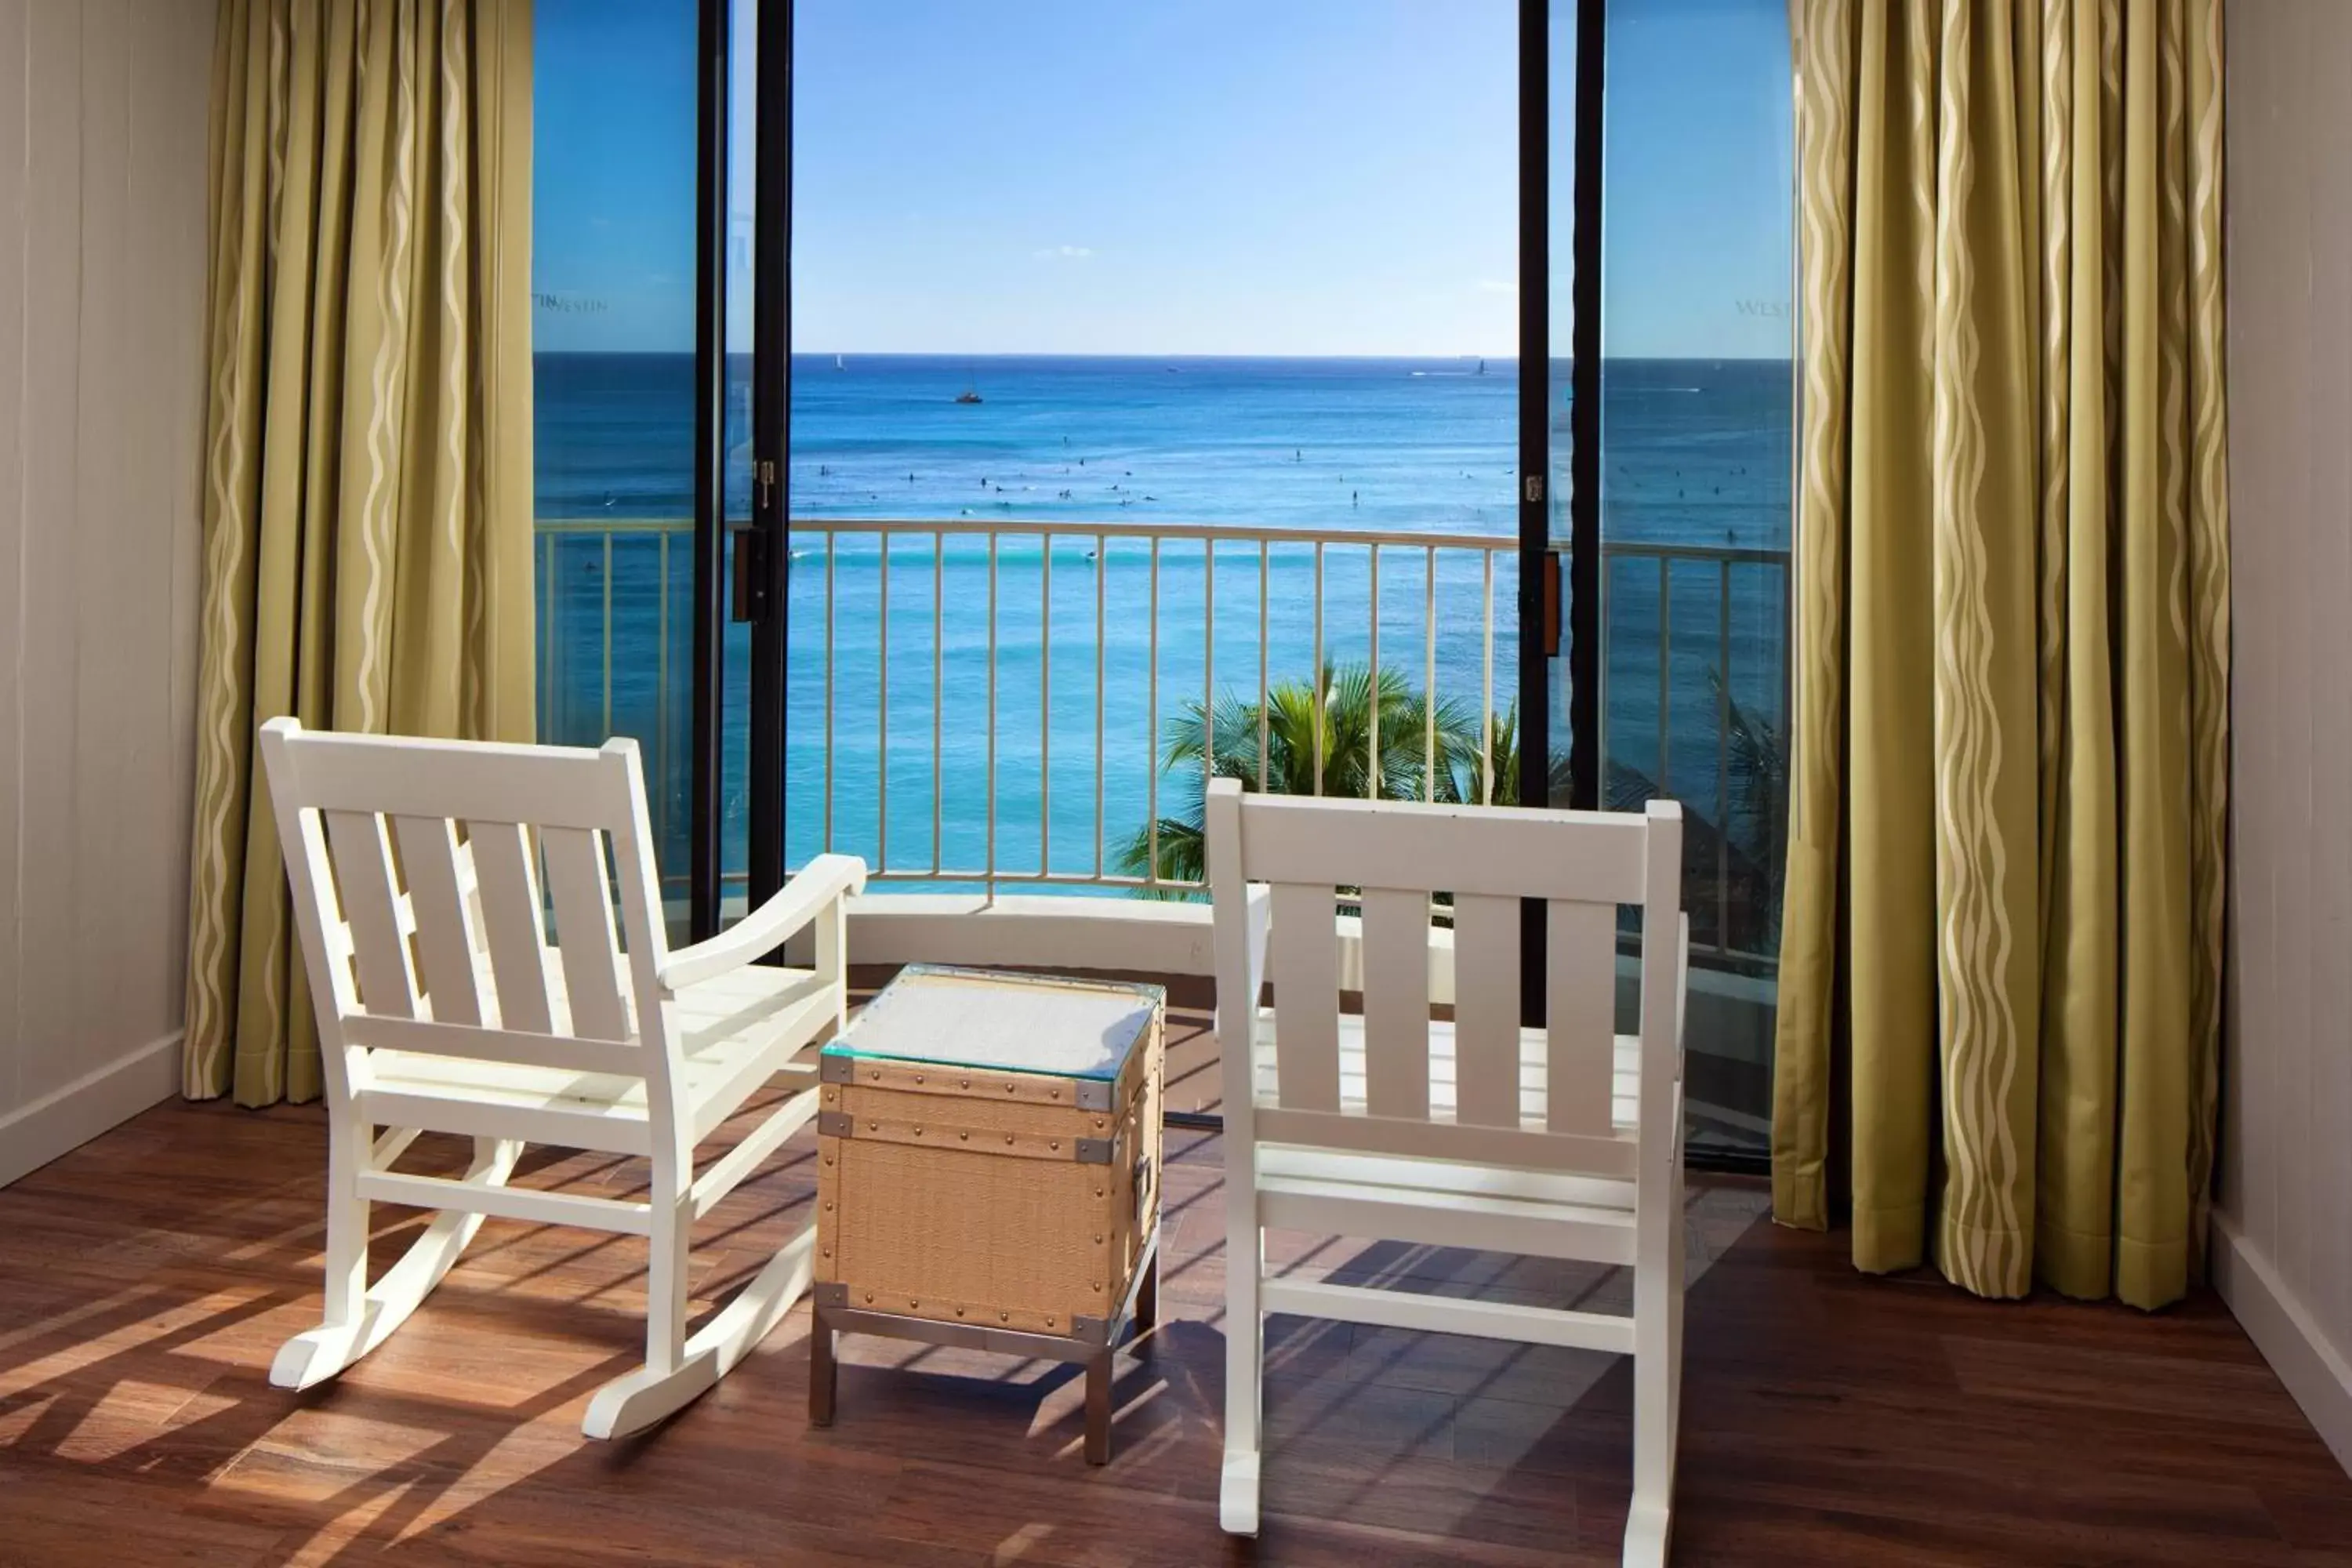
534 353 1791 920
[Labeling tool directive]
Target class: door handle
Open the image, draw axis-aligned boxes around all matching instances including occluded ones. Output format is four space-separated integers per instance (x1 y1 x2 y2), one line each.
731 523 771 623
1541 548 1563 659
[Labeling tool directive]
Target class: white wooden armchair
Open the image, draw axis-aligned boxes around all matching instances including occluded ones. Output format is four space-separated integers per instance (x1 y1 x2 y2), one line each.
258 717 866 1439
1207 778 1688 1565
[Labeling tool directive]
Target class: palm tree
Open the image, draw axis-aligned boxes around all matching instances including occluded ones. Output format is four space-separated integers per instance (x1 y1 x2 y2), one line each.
1116 662 1487 888
1116 657 1791 955
1450 702 1573 809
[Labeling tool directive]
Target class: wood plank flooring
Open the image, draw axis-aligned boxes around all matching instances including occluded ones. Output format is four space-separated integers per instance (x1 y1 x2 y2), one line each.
0 973 2346 1565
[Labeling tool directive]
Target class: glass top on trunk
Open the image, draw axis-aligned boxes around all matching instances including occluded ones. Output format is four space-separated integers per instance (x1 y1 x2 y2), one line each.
825 964 1163 1081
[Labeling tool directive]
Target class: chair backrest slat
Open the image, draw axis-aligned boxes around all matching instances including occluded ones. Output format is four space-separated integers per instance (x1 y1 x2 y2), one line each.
470 820 557 1035
543 826 629 1041
1266 880 1342 1112
1358 887 1431 1120
1448 891 1523 1128
393 815 483 1026
271 731 630 829
1544 898 1618 1135
323 810 418 1020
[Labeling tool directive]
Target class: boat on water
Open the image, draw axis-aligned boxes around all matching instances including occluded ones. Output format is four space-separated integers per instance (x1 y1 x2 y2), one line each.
954 389 983 405
834 354 845 370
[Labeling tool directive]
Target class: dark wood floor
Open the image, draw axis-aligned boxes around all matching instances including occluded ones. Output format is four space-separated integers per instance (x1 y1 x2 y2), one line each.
2 977 2349 1566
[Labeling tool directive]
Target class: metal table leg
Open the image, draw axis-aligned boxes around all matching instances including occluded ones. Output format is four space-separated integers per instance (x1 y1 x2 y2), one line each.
1083 1348 1114 1465
808 1307 837 1426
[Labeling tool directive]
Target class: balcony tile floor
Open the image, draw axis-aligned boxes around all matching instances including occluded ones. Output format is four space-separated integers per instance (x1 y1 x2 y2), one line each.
0 971 2344 1564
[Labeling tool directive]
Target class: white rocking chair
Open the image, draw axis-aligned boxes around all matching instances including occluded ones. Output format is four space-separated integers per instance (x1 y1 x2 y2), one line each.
1206 778 1688 1566
258 717 866 1439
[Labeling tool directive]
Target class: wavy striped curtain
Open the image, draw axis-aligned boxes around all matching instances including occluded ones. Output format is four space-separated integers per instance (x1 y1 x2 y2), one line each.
1771 0 2228 1309
183 0 535 1105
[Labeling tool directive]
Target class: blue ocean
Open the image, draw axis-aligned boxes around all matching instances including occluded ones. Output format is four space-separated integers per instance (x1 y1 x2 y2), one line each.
533 354 1791 942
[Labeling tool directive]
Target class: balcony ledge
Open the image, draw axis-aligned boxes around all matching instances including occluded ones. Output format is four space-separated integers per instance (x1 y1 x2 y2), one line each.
840 891 1446 1000
832 890 1774 1080
840 892 1221 979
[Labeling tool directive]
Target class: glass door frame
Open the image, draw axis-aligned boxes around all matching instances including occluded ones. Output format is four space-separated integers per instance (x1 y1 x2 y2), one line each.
1519 0 1608 1017
685 0 793 940
745 0 792 917
687 0 733 942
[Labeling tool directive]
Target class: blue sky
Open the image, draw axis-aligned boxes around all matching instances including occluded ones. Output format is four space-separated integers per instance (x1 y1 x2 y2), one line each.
532 0 1793 359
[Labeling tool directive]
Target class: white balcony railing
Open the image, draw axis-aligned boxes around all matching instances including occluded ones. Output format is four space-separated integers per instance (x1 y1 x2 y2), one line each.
534 517 1789 965
797 517 1519 897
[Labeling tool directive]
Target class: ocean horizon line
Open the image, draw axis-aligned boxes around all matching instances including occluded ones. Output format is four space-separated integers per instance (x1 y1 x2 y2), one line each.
535 347 1797 365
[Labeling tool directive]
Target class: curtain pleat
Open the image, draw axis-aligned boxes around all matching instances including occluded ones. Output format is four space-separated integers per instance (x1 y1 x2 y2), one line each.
1772 0 2228 1310
183 0 535 1106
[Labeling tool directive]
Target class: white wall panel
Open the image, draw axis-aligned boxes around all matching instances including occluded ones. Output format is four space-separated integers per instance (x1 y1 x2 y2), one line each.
2222 0 2352 1480
0 0 212 1182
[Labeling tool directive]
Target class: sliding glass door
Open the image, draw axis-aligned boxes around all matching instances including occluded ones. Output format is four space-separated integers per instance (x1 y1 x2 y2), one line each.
530 0 702 941
1594 0 1795 1160
1526 0 1797 1163
535 0 1795 1161
526 0 784 942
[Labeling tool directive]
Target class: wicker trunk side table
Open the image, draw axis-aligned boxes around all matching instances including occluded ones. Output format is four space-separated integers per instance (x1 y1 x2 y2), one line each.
809 965 1165 1464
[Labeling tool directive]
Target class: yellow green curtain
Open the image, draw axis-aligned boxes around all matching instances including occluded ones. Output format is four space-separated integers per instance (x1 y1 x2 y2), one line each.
1772 0 2229 1309
183 0 535 1106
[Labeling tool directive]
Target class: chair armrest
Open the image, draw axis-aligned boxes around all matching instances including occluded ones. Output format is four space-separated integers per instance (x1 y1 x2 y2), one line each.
657 853 868 993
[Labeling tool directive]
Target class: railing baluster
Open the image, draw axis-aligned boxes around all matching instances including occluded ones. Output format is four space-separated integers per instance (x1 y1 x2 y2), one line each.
986 532 998 898
824 532 836 855
1042 532 1053 878
536 530 549 742
1203 538 1215 833
933 530 945 875
1147 535 1160 885
1312 540 1325 797
1367 544 1380 800
1094 531 1106 880
1657 554 1671 805
879 533 890 874
657 528 670 858
1480 548 1495 804
1258 539 1269 793
1599 540 1613 783
601 531 614 740
1424 545 1436 804
1718 557 1733 956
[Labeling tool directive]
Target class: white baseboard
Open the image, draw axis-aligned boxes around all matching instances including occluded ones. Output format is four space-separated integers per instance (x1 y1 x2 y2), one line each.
2215 1211 2352 1477
0 1030 183 1189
